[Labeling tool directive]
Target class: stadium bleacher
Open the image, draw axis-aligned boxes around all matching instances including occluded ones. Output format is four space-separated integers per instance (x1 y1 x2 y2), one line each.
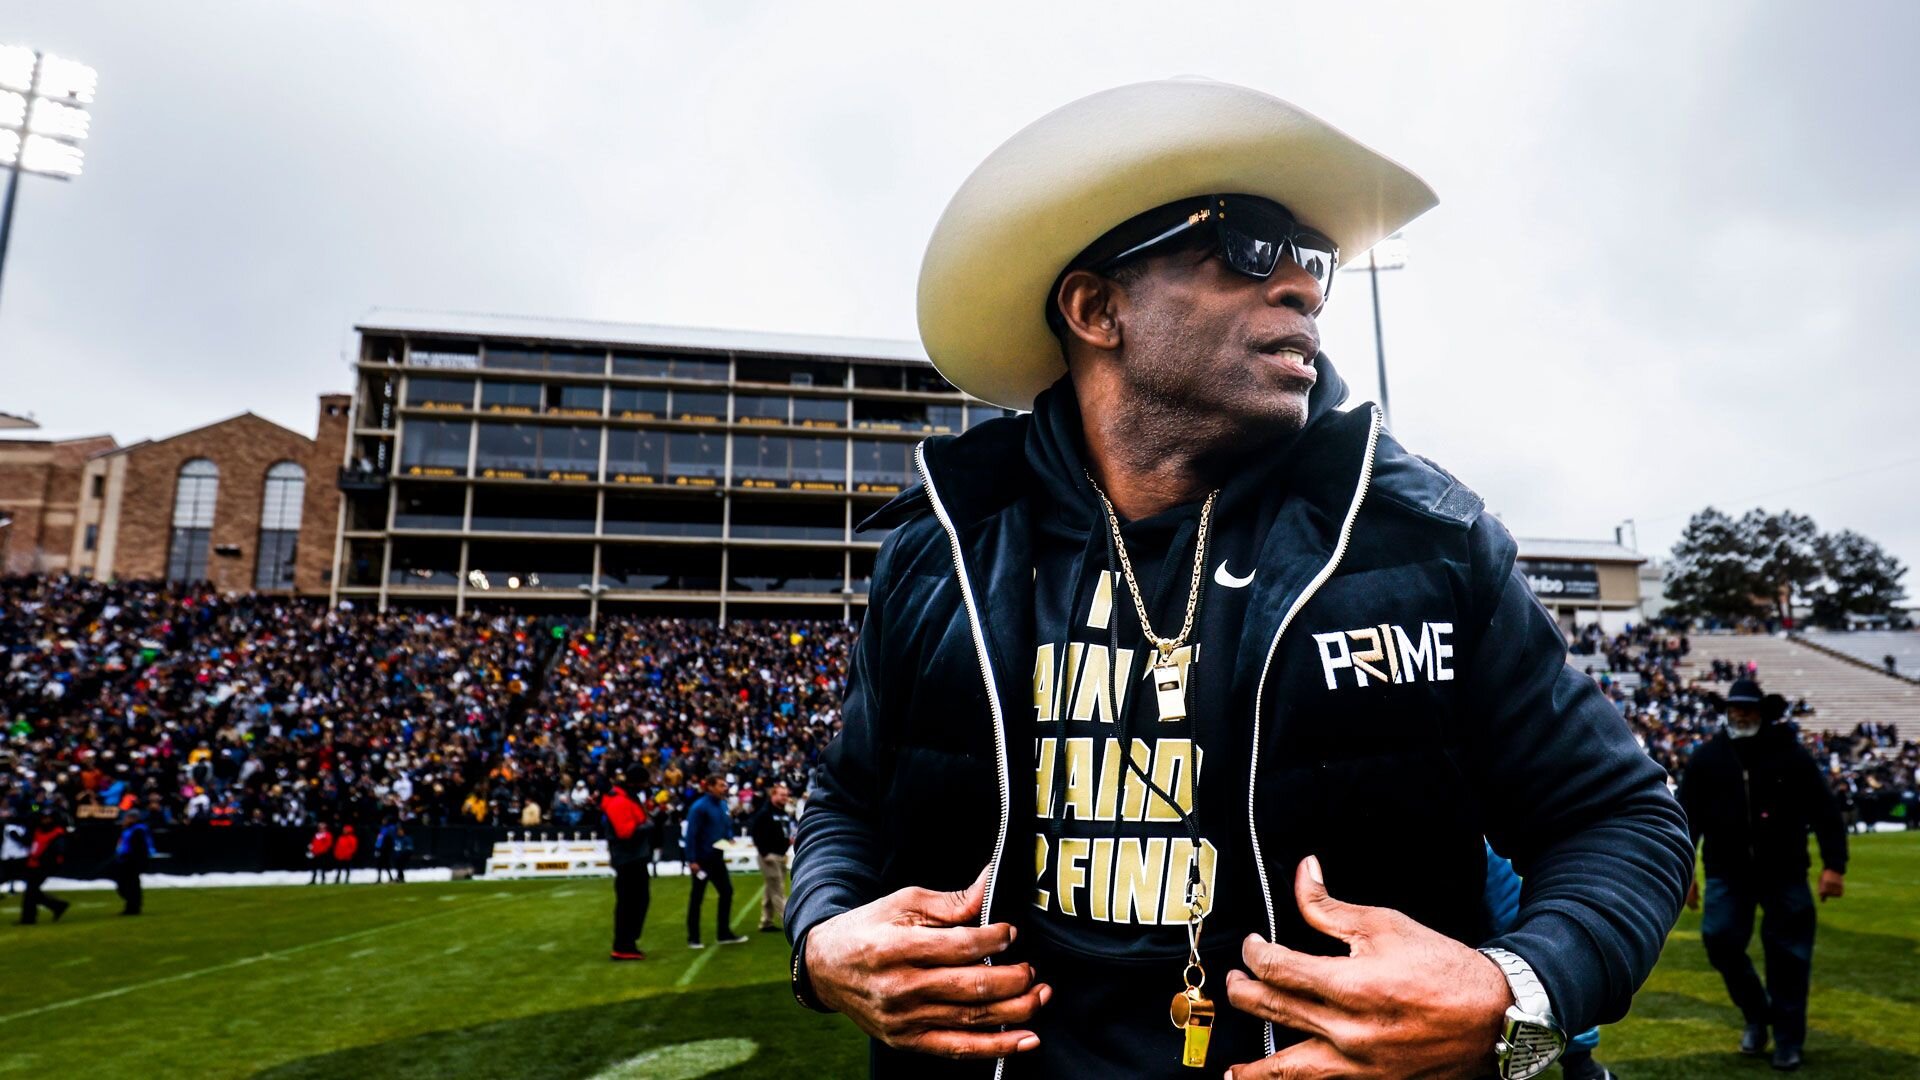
1799 630 1920 682
1682 633 1920 743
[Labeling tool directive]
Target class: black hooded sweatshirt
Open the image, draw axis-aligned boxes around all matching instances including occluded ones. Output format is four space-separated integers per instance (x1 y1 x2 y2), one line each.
1017 377 1297 1073
1676 723 1848 883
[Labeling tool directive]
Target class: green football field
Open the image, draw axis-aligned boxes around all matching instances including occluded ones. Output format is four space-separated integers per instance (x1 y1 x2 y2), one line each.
4 834 1917 1079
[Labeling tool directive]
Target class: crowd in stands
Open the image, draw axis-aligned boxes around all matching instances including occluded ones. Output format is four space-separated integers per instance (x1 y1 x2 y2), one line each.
1571 623 1920 829
4 574 1915 882
0 575 847 864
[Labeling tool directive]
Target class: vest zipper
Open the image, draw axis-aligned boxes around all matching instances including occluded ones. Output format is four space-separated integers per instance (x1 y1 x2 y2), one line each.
913 441 1015 1079
1246 403 1382 1057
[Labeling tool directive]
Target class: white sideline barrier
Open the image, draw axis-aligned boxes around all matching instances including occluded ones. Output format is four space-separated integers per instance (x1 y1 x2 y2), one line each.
485 835 760 879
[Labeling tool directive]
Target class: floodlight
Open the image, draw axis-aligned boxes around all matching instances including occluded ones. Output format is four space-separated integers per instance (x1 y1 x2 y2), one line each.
1343 232 1409 273
20 135 82 178
28 98 89 141
35 56 97 104
0 46 31 92
0 130 17 167
0 90 22 129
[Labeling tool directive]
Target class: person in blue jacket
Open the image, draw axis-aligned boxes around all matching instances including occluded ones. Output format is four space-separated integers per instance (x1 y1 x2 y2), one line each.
684 774 746 948
113 808 156 916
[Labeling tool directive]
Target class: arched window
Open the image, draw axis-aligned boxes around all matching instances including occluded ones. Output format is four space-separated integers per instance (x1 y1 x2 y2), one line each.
255 461 306 590
166 459 219 582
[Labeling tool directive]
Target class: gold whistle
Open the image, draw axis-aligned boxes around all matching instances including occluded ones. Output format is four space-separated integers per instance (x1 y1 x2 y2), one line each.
1170 987 1215 1068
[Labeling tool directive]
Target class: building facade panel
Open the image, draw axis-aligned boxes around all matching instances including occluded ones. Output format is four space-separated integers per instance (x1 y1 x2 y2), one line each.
337 316 1015 622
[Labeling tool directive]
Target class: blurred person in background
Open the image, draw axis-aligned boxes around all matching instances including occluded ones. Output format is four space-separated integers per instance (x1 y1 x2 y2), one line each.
112 807 156 916
392 819 414 883
331 823 359 884
2 810 26 895
684 774 745 948
373 815 399 883
602 771 653 961
307 821 334 885
18 810 70 924
1678 684 1848 1072
751 782 794 933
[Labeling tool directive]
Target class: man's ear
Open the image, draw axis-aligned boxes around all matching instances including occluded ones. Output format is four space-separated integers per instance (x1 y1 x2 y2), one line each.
1055 269 1123 352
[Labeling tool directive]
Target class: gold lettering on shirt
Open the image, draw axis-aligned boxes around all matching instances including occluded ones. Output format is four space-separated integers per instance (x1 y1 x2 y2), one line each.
1034 737 1056 818
1033 834 1051 909
1033 643 1056 723
1069 643 1135 723
1055 837 1090 916
1061 737 1095 820
1114 836 1167 924
1089 837 1115 922
1087 570 1118 630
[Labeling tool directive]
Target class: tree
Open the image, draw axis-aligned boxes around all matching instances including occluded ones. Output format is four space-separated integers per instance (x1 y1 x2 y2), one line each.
1810 530 1910 628
1665 507 1766 624
1742 509 1822 625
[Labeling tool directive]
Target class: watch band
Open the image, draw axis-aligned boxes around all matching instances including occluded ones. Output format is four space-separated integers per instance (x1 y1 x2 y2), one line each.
1478 947 1555 1023
1478 947 1564 1080
790 927 833 1013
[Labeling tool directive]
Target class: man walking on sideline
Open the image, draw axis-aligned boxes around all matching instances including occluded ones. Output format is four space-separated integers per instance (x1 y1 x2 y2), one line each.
685 775 746 948
751 783 795 933
113 808 156 915
18 811 70 924
603 772 653 961
1678 682 1847 1071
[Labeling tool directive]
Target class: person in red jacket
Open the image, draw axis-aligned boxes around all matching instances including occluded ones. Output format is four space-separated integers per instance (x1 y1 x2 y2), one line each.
601 772 653 960
19 812 71 925
307 823 334 885
332 824 359 884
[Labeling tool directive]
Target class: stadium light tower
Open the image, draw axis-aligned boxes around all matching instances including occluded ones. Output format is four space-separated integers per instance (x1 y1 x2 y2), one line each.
0 45 98 325
1340 231 1409 429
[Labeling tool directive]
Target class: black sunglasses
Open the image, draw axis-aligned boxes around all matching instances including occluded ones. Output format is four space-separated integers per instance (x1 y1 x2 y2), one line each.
1098 195 1340 298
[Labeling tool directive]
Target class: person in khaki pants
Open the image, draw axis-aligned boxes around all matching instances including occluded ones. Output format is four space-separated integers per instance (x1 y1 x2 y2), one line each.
749 783 795 932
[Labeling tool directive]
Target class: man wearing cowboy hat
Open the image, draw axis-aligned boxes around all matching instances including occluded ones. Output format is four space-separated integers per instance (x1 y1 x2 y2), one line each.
788 79 1691 1079
1677 680 1846 1071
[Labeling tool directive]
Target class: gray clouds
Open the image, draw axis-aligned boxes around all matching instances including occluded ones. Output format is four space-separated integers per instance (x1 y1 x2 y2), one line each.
4 1 1917 577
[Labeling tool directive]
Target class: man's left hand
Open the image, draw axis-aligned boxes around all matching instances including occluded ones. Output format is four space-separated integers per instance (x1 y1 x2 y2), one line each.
1224 856 1512 1079
1817 868 1844 902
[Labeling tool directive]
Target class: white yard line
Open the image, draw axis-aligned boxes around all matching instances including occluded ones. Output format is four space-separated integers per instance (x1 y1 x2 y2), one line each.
0 887 548 1024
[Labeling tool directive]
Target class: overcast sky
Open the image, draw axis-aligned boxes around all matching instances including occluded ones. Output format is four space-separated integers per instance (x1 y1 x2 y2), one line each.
6 1 1918 579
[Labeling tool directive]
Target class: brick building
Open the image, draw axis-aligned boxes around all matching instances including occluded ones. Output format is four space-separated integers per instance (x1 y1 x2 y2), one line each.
51 394 352 594
0 433 120 575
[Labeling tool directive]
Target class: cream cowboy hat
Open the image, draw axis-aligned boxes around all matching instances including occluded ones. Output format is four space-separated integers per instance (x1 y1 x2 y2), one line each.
917 78 1438 410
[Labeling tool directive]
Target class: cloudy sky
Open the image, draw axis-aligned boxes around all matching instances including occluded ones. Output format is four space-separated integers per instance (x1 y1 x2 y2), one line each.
6 1 1919 578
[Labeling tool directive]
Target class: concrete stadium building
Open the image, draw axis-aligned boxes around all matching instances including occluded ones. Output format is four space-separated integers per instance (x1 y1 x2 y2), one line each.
331 311 1014 621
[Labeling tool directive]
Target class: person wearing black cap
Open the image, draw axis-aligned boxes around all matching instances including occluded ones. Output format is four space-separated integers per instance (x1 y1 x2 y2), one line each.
1677 680 1847 1071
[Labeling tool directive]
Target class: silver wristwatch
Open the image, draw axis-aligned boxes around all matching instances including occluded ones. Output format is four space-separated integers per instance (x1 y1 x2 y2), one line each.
1478 948 1567 1080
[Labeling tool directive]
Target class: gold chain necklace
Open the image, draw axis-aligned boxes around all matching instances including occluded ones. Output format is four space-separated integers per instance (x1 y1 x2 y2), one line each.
1085 470 1221 1068
1084 471 1217 664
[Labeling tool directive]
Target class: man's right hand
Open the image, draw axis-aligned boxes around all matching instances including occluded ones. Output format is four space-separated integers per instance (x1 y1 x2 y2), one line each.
1685 878 1700 911
804 866 1049 1059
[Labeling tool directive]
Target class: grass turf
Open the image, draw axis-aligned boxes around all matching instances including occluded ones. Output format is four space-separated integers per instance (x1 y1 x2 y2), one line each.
2 834 1915 1078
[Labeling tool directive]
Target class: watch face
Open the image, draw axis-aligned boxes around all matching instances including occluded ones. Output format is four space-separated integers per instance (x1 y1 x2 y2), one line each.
1501 1018 1566 1079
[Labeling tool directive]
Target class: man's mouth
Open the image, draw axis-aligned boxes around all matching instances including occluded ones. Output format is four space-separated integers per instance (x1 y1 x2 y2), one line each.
1254 335 1319 376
